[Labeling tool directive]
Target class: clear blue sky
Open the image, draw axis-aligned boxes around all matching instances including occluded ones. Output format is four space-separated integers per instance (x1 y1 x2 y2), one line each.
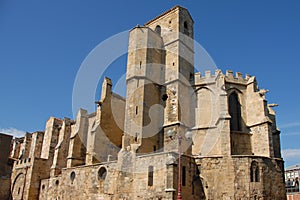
0 0 299 167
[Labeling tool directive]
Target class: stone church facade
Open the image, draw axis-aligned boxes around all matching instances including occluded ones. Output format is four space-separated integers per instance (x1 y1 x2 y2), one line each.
10 6 286 200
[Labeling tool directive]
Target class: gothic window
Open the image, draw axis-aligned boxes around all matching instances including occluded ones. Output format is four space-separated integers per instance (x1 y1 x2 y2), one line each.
184 21 189 35
148 166 154 186
228 92 242 131
250 161 260 182
155 25 161 36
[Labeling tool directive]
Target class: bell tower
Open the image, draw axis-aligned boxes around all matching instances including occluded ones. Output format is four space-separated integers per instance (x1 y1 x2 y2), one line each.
145 6 195 151
122 6 195 153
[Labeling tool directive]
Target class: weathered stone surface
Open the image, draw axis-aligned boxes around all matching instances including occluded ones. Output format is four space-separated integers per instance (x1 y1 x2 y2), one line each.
0 177 11 199
8 5 286 200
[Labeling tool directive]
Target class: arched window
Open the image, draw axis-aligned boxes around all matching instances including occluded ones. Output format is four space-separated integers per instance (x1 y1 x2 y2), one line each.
155 25 161 36
98 167 107 180
184 21 189 35
228 92 242 131
184 21 188 29
70 171 75 182
250 161 260 182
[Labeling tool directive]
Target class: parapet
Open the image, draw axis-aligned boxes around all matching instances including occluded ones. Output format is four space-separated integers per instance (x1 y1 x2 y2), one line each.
194 69 252 85
224 70 251 84
14 157 32 169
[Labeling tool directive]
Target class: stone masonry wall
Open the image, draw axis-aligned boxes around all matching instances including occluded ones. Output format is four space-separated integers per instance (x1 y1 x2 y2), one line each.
0 177 11 200
10 5 286 200
196 156 286 200
39 152 205 200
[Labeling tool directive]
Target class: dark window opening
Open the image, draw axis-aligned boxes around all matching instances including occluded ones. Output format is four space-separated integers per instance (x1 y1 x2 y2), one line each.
184 21 189 35
135 106 138 115
255 167 260 182
162 94 168 101
70 171 76 182
153 145 156 151
155 25 161 36
55 180 59 186
189 73 194 82
98 167 107 180
148 166 154 186
250 161 260 182
184 21 188 29
228 92 242 131
139 61 142 69
182 166 186 186
192 182 194 194
42 185 45 190
134 133 138 143
18 187 20 194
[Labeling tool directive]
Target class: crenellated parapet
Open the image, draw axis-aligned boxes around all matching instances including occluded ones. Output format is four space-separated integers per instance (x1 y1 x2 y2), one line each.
192 68 280 159
224 70 251 84
194 69 252 86
13 157 32 169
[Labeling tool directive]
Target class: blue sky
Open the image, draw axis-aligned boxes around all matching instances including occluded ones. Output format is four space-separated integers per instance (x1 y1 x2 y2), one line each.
0 0 299 167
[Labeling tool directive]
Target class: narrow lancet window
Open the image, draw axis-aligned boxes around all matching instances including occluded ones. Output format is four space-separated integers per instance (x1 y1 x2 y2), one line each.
250 161 260 182
228 92 242 131
184 21 189 35
148 166 154 186
155 25 161 36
